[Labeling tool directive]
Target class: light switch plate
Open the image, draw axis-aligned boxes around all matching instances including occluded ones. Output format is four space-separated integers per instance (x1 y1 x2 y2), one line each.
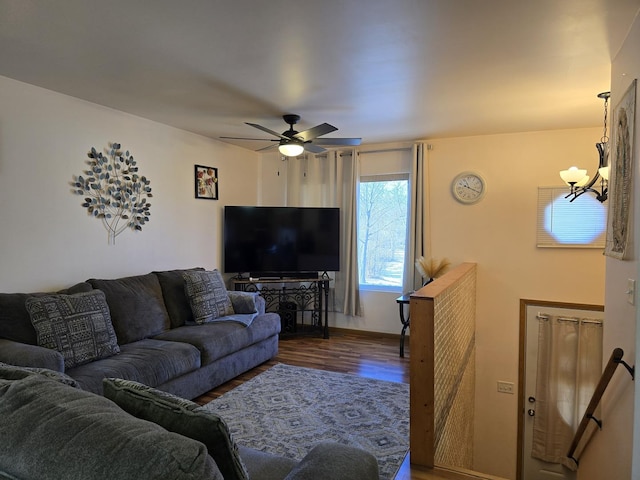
627 279 636 305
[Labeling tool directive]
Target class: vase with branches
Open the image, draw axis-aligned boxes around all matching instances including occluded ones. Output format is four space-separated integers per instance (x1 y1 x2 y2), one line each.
415 256 451 285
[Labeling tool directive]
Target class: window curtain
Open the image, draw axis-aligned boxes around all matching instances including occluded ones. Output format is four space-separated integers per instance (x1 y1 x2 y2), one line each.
285 150 361 316
532 315 603 470
402 143 429 292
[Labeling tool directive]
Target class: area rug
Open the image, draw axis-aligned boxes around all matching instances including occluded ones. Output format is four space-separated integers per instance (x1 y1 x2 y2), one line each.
203 363 409 480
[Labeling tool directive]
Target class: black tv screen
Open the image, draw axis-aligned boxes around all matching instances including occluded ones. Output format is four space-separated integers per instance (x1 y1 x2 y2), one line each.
223 206 340 276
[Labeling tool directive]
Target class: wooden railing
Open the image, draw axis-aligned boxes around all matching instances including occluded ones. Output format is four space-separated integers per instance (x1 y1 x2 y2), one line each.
567 347 635 467
409 262 477 468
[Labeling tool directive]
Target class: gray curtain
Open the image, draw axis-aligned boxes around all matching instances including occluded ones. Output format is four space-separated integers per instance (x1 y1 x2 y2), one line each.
285 150 361 315
402 143 428 292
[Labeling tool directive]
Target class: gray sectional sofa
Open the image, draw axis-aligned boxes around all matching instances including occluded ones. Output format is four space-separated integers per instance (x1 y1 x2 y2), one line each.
0 363 379 480
0 268 281 399
0 268 380 479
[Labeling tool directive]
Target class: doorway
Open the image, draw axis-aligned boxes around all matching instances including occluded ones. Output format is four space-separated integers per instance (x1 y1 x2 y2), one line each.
518 299 604 480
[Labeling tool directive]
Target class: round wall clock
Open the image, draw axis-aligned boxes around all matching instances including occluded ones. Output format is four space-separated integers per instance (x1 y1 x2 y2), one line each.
451 172 486 204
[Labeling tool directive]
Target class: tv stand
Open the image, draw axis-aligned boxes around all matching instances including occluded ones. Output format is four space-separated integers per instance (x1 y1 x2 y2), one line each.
231 276 330 339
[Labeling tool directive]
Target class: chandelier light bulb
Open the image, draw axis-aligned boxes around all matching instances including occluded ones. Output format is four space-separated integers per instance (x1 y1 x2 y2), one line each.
598 166 610 181
559 166 588 185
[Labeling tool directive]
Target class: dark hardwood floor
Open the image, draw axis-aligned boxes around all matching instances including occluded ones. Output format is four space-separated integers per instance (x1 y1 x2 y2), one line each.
194 330 483 480
194 329 409 405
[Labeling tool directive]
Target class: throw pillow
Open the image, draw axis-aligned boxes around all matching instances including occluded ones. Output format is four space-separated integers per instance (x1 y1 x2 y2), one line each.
25 290 120 369
103 378 249 480
0 281 93 346
182 270 234 324
228 291 259 314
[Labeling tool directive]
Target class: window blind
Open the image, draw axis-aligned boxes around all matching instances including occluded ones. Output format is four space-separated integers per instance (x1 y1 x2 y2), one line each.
536 187 607 248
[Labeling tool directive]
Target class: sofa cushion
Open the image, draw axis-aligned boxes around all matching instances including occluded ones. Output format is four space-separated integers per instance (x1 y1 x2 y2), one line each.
0 375 222 480
88 273 171 344
0 361 80 388
153 313 281 365
25 290 120 369
283 442 379 480
153 267 205 328
238 446 297 480
183 270 234 324
0 282 93 345
66 338 201 395
103 378 249 480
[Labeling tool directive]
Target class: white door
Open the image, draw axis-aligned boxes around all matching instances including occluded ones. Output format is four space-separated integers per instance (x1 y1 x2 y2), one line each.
521 302 603 480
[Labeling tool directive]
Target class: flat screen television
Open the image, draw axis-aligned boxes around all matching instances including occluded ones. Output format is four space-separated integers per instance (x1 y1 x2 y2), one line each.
223 206 340 277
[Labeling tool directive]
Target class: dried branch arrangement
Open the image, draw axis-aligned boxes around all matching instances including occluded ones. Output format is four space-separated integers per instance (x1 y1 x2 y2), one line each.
415 256 451 280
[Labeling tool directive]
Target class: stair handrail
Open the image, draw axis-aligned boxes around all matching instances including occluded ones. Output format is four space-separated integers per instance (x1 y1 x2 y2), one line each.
567 347 635 466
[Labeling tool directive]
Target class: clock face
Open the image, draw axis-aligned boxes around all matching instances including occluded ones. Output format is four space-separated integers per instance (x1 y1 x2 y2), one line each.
452 172 486 204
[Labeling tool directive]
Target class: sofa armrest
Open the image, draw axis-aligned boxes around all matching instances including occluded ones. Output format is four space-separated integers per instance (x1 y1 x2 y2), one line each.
284 442 379 480
0 338 64 372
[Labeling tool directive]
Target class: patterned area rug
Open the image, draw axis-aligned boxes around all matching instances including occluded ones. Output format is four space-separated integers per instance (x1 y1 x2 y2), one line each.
203 363 409 480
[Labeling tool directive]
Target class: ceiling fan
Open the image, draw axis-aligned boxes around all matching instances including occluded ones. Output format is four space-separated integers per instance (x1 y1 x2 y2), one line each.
221 114 362 157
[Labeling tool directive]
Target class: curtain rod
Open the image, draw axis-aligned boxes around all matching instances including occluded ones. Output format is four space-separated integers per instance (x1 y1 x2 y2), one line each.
358 147 412 155
537 314 603 325
302 146 413 159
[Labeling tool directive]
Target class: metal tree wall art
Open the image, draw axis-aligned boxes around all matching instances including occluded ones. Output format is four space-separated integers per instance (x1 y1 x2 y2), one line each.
71 142 152 244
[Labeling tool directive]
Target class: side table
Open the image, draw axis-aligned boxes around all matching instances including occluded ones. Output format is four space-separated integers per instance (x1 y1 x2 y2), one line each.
396 292 412 357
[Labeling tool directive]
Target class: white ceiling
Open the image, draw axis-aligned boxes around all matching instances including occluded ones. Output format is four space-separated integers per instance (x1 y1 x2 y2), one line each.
1 0 639 151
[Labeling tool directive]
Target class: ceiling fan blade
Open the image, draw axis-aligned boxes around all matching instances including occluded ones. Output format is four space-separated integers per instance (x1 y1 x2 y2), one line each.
246 122 290 140
295 123 338 142
304 144 327 154
256 143 278 152
220 136 278 141
313 137 362 146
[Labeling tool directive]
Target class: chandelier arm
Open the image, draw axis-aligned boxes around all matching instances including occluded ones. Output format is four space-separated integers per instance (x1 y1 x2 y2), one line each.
567 139 609 202
560 92 610 204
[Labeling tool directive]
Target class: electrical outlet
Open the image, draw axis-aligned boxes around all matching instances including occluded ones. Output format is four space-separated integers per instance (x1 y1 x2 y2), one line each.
497 381 514 394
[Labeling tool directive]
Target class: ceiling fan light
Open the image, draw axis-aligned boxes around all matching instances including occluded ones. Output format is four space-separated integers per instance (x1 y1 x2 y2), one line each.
279 143 304 157
559 166 588 185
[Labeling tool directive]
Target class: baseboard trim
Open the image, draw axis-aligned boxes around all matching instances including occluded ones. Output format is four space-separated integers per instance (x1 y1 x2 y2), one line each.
432 465 508 480
328 326 402 340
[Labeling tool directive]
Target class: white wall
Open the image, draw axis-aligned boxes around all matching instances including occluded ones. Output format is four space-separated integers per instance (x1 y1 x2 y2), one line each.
0 75 259 291
578 11 640 480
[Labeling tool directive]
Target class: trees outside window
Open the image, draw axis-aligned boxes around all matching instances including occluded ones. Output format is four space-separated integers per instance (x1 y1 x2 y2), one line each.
358 176 408 290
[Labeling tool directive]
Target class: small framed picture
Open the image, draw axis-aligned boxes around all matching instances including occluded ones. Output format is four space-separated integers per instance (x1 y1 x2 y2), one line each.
195 165 218 200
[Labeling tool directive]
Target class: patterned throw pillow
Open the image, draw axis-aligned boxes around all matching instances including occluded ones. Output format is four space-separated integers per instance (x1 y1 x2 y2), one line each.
103 378 249 480
25 290 120 369
182 270 234 324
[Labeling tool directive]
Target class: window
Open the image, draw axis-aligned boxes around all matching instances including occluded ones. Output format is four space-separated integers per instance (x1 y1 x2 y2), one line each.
357 174 409 290
537 187 607 248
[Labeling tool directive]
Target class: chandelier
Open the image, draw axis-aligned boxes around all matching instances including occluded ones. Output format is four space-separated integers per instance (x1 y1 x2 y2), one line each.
559 92 610 202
